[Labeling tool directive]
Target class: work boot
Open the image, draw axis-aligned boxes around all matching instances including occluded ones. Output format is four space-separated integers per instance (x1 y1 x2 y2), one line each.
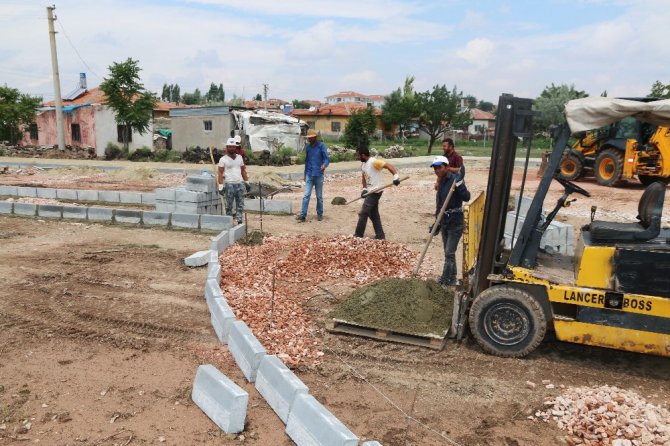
317 215 323 221
296 215 306 222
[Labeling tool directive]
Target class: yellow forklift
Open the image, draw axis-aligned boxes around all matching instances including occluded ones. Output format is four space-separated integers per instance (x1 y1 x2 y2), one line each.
455 95 670 357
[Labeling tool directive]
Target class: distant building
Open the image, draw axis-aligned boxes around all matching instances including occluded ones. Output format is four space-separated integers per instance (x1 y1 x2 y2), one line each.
468 109 496 137
324 91 385 109
169 106 233 152
290 102 383 137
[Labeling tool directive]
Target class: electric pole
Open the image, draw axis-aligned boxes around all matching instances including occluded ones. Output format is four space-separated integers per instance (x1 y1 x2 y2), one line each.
47 5 66 151
263 83 268 111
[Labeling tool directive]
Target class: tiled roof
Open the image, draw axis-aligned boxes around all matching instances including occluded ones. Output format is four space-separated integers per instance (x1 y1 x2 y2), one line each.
325 91 367 99
470 109 496 120
44 87 186 112
290 102 380 117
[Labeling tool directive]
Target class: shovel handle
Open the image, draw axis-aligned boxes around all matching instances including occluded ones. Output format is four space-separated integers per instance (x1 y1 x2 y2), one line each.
346 176 410 205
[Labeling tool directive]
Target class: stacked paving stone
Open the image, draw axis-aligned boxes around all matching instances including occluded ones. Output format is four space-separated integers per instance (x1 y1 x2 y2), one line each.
155 175 222 215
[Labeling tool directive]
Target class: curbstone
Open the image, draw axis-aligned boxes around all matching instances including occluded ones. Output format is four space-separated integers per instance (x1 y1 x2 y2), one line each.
172 212 200 229
208 296 236 344
155 187 176 201
228 320 266 383
210 230 230 254
16 186 38 197
191 364 248 434
255 355 309 424
176 189 206 203
207 262 221 281
185 250 211 267
63 205 87 219
14 202 37 216
205 278 224 301
0 185 18 196
141 193 156 204
56 188 78 200
186 175 217 192
114 209 142 224
286 393 359 446
154 201 176 212
87 207 114 222
362 442 383 446
119 191 143 204
37 204 63 218
142 211 170 227
98 190 120 203
36 188 58 199
244 198 293 214
229 224 246 245
200 214 232 232
0 201 14 214
77 189 99 201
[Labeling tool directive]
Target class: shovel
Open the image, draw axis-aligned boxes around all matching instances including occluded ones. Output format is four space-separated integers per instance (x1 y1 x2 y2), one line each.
337 176 410 205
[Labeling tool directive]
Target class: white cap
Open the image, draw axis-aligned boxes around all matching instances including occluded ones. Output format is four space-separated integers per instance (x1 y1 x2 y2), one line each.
430 155 449 167
233 135 242 144
225 137 237 146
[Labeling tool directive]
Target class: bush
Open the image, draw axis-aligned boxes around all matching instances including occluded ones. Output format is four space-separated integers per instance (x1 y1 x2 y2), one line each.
104 143 123 160
128 147 153 161
153 149 181 162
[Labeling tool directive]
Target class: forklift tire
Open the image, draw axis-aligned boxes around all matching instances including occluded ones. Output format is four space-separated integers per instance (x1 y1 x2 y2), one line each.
558 152 584 181
639 175 670 187
469 285 546 358
594 148 624 186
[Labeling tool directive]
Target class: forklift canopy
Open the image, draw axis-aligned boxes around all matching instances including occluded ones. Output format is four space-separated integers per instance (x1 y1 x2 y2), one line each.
565 97 670 132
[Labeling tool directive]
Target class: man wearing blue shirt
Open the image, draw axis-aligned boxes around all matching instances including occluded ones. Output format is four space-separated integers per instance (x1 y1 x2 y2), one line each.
297 130 329 222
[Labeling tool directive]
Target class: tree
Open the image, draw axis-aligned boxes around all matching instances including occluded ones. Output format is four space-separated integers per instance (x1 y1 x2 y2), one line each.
181 88 203 105
99 58 157 151
0 86 42 145
343 106 377 150
416 85 471 153
205 83 225 103
292 99 311 109
464 94 477 108
381 76 417 139
254 93 262 101
533 83 587 132
649 81 670 99
477 100 495 113
171 84 180 103
161 84 169 102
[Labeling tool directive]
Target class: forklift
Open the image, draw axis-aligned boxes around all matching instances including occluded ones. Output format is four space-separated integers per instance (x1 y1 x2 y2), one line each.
454 94 670 357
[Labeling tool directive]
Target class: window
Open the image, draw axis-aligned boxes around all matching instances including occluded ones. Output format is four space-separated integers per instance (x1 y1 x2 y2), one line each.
28 123 38 140
117 125 132 143
203 120 213 131
71 123 81 142
331 122 341 133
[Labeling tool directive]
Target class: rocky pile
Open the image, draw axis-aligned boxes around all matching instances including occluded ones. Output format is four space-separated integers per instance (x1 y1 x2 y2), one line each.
533 385 670 445
382 144 411 158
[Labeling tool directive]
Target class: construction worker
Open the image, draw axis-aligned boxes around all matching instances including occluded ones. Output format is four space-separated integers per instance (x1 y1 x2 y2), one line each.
441 137 465 178
218 137 249 225
297 130 329 222
354 146 400 240
431 155 470 287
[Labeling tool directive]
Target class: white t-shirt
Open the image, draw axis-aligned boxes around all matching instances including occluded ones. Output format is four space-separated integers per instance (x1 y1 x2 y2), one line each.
218 154 245 184
362 157 386 189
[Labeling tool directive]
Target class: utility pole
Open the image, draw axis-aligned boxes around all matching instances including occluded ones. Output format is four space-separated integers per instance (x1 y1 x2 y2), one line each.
263 83 268 111
47 5 66 151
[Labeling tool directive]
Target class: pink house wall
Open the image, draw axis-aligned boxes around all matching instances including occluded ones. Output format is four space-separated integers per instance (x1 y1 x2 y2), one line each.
21 106 97 148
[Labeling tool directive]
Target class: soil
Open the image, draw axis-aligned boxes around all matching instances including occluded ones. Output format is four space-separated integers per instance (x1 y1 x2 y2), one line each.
1 156 669 446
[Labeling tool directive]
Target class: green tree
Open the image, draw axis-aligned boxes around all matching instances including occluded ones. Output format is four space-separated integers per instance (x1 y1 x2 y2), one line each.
292 99 311 109
181 88 203 105
416 85 471 153
161 84 169 101
381 75 417 139
171 84 180 103
477 100 495 113
464 94 477 108
343 105 377 150
99 58 157 151
0 86 42 145
649 81 670 99
205 83 225 103
254 93 262 101
533 83 587 132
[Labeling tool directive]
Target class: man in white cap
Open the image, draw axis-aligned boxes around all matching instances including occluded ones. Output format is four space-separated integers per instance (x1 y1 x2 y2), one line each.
431 155 470 287
218 137 249 225
297 129 329 222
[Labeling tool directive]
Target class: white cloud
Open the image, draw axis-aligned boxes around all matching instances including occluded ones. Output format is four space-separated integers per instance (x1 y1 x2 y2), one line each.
456 38 495 68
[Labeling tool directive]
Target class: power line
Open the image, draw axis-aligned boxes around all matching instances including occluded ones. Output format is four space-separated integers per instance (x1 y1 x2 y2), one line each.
56 16 102 81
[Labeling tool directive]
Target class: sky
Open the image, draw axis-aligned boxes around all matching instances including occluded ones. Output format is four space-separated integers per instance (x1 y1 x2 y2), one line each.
1 0 668 105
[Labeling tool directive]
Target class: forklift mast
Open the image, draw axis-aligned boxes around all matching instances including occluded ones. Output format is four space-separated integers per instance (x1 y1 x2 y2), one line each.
471 94 571 298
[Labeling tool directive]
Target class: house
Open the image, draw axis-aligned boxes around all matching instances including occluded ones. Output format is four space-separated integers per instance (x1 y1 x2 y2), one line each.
324 91 385 109
290 103 384 138
467 109 496 137
21 86 154 157
243 98 288 110
169 106 234 152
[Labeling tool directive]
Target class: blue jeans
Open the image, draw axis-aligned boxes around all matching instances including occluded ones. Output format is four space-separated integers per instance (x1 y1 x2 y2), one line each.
223 183 245 223
300 175 324 218
439 215 463 285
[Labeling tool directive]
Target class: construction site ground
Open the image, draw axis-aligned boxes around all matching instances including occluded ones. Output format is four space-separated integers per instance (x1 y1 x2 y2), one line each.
1 156 669 446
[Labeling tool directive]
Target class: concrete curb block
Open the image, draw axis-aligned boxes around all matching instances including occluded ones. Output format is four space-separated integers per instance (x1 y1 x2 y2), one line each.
99 190 120 203
0 185 18 196
172 212 200 229
119 191 143 204
0 201 14 214
210 230 230 254
114 209 142 224
208 296 236 344
362 441 384 446
205 278 224 301
141 193 156 204
87 207 114 222
228 321 266 383
36 188 57 199
255 355 309 424
17 186 37 197
229 224 246 245
207 262 221 281
244 198 293 214
191 364 248 434
200 214 232 232
37 204 63 218
77 189 99 201
63 205 87 219
14 202 37 216
142 211 170 227
286 393 359 446
56 188 78 200
185 250 211 267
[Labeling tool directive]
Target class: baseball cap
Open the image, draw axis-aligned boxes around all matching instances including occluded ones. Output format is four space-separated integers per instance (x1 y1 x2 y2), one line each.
430 155 450 167
225 137 237 146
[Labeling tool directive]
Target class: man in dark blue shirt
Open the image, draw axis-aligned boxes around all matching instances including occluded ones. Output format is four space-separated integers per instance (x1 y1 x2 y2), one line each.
297 130 330 222
432 155 470 286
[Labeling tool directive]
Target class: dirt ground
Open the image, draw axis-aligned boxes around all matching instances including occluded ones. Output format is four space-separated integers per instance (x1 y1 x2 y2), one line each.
1 158 669 446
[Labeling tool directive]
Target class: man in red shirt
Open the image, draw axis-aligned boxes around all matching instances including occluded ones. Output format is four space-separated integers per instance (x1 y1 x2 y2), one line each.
441 138 464 178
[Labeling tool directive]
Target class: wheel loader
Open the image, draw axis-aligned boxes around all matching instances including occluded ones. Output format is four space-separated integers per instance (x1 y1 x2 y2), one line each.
454 94 670 358
557 105 670 187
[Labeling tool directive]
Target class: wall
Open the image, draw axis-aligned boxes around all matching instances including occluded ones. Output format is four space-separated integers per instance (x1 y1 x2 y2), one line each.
171 113 233 152
93 105 153 157
21 106 97 148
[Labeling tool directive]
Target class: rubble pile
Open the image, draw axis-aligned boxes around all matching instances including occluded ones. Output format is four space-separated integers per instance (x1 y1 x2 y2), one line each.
533 385 670 445
0 144 96 159
381 144 411 158
218 234 429 367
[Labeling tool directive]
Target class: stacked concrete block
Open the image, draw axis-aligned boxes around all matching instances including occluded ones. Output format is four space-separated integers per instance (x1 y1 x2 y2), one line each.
504 212 575 255
244 198 293 214
191 365 248 434
286 393 359 446
255 355 309 424
14 203 37 216
154 176 222 215
63 205 87 219
154 188 177 212
38 204 63 218
228 321 266 383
